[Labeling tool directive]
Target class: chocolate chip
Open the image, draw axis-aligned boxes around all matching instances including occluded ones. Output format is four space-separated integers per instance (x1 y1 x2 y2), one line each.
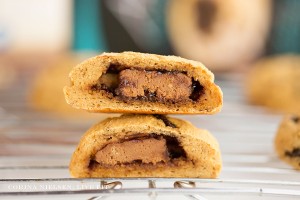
106 64 123 73
189 79 204 101
292 116 299 123
88 159 99 169
153 115 177 128
163 135 187 159
143 90 157 101
91 84 100 91
131 159 143 164
285 148 300 157
149 133 186 159
91 84 117 96
196 0 218 33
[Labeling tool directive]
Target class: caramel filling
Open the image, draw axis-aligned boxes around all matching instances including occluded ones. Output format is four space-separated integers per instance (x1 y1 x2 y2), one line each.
91 134 187 167
91 65 204 103
95 138 169 165
285 148 300 158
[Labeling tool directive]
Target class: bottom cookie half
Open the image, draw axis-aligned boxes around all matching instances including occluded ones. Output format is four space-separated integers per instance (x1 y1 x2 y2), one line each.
69 114 222 178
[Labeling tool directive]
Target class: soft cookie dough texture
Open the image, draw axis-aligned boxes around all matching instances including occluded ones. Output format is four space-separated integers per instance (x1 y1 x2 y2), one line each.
246 55 300 114
69 114 222 178
275 115 300 170
64 51 223 114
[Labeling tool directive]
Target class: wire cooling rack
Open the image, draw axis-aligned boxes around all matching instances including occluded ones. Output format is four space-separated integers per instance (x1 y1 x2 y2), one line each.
0 71 299 200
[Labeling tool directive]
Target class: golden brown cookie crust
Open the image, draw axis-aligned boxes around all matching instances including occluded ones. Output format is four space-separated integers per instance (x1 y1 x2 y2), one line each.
69 114 222 178
64 51 223 114
275 115 300 170
167 0 272 71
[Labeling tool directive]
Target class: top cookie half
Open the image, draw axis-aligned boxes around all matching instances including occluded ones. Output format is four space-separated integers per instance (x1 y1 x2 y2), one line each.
63 52 223 114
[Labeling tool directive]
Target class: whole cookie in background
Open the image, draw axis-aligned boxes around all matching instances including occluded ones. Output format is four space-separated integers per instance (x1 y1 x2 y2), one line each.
275 115 300 170
29 53 110 119
245 55 300 115
166 0 272 71
0 63 16 89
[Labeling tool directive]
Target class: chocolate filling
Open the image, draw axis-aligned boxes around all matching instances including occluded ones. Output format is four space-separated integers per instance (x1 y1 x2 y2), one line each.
285 148 300 158
91 65 204 103
190 80 204 101
292 116 299 123
153 115 177 128
89 134 186 168
196 0 218 33
95 137 169 165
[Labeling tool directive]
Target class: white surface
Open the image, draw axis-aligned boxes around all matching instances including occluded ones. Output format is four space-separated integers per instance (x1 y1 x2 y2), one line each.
0 0 72 52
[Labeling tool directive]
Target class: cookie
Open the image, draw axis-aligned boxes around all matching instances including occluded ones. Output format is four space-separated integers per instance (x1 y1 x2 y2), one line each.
0 64 16 89
246 55 300 114
29 53 106 118
69 114 222 178
166 0 271 71
64 51 223 114
274 115 300 170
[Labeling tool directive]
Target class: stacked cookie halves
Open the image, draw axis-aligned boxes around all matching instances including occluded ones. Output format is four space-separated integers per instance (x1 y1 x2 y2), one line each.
64 52 223 178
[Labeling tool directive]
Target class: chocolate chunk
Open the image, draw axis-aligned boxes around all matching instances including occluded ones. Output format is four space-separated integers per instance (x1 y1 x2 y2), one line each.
285 148 300 157
106 64 126 73
196 0 218 33
88 160 98 169
143 90 157 101
190 79 204 101
163 135 186 159
153 115 177 128
292 116 299 123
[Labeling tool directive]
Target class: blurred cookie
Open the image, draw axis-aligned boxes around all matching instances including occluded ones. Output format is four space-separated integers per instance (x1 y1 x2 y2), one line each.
0 65 16 89
275 115 300 170
167 0 271 71
70 114 222 178
64 51 223 114
29 53 103 118
246 55 300 114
